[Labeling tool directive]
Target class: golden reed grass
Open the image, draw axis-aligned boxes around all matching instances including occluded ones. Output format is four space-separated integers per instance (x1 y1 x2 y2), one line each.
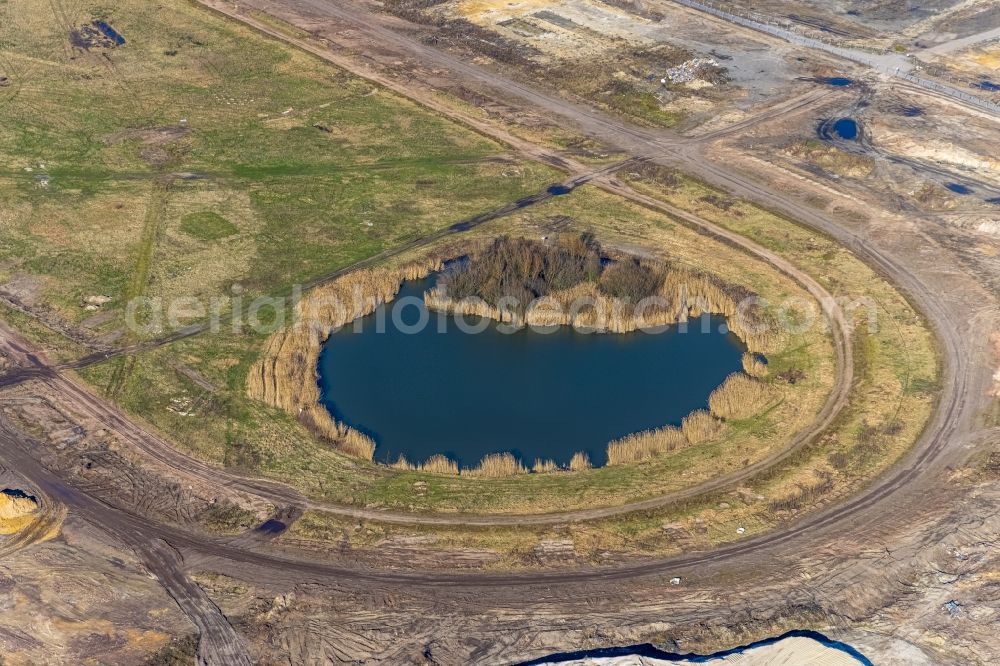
742 352 769 377
681 409 723 444
607 426 686 465
708 372 774 420
463 452 527 477
426 267 784 353
246 253 448 460
532 459 559 473
569 451 592 471
249 238 784 471
392 454 459 475
606 409 728 465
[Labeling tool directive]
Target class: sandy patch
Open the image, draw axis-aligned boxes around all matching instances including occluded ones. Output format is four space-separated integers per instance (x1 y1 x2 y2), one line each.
870 127 1000 181
0 489 39 535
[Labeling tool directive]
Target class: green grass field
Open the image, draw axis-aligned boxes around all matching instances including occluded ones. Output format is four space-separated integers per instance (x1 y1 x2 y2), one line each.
79 185 838 513
0 0 558 340
3 0 938 567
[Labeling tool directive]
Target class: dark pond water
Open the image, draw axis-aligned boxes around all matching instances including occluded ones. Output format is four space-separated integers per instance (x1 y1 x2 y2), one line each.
946 182 972 194
833 117 858 140
1 488 37 502
317 276 745 468
94 20 126 46
819 76 853 87
256 519 288 535
516 629 873 665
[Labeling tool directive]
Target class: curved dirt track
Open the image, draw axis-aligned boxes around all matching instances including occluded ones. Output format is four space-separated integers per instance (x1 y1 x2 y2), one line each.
0 0 988 598
166 0 983 573
0 151 854 528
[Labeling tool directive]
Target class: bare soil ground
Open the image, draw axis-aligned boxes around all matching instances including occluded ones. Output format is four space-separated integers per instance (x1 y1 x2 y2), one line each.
372 0 831 128
1 1 999 664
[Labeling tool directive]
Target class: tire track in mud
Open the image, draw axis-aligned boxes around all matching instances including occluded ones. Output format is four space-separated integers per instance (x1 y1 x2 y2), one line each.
0 0 987 594
0 0 856 529
0 421 253 666
154 0 987 573
137 539 253 666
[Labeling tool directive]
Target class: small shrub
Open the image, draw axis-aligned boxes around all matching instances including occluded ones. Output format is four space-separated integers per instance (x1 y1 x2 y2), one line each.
777 368 806 384
597 258 665 303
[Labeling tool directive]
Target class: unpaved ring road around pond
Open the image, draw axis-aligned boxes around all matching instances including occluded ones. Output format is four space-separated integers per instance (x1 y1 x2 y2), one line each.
0 0 986 597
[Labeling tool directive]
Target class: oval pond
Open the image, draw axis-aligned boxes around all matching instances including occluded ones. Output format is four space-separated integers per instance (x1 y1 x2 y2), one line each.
318 276 746 468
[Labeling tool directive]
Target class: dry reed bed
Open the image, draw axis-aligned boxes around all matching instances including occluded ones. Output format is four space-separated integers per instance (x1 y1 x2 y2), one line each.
605 373 774 465
248 237 785 474
393 451 596 476
708 372 775 420
247 254 448 459
425 266 784 353
742 351 769 377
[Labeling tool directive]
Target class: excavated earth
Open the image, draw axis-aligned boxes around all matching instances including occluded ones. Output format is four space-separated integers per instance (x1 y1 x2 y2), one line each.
0 1 999 665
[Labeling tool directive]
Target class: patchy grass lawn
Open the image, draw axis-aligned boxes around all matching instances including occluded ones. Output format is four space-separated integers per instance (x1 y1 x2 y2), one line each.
0 0 557 344
79 185 838 514
5 0 937 565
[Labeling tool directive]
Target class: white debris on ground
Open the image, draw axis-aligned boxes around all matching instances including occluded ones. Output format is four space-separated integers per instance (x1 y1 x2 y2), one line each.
82 295 112 310
662 57 718 84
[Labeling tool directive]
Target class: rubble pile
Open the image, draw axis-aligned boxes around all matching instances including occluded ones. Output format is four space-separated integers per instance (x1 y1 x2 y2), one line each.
662 57 720 84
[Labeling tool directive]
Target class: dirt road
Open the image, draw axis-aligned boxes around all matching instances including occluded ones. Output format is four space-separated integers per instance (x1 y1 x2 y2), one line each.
1 0 989 562
0 0 988 564
0 1 996 662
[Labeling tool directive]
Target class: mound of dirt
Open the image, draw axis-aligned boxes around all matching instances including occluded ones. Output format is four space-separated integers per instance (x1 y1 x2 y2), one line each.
0 489 39 536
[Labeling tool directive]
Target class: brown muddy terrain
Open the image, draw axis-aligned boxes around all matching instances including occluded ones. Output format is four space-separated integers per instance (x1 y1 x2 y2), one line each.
0 1 998 665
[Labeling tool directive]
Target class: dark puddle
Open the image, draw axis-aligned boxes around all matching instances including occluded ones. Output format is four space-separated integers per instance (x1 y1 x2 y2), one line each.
815 76 854 87
516 629 874 666
1 488 38 502
818 117 860 141
985 197 1000 205
975 80 1000 92
547 183 574 195
94 20 126 46
256 519 288 534
946 182 972 195
832 117 858 140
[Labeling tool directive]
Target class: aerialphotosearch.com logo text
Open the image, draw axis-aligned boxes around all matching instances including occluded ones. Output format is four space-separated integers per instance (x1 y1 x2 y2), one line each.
123 283 881 339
